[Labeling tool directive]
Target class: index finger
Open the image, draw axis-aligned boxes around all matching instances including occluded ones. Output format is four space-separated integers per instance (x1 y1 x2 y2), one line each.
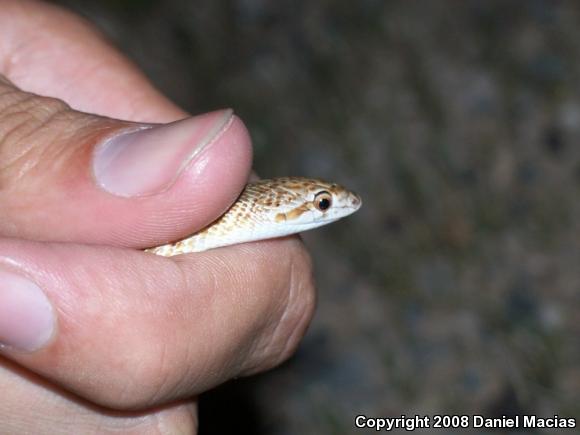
0 0 184 122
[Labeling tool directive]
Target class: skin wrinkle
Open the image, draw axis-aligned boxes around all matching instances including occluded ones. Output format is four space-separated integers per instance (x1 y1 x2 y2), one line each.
36 252 174 408
176 329 202 404
186 254 238 361
164 259 215 388
247 262 293 362
0 110 310 408
136 341 171 409
107 297 185 407
141 267 197 403
266 252 298 356
0 2 317 432
0 113 34 172
2 123 64 183
0 358 185 432
277 248 316 360
0 87 30 107
0 90 71 181
0 94 39 134
236 243 303 373
175 245 279 378
240 244 315 375
281 270 317 361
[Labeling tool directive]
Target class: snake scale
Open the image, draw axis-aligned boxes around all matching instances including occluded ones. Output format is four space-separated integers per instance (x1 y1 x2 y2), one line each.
146 177 361 256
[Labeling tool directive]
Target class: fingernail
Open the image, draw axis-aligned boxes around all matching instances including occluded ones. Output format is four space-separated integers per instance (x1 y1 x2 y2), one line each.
93 108 234 197
0 269 55 352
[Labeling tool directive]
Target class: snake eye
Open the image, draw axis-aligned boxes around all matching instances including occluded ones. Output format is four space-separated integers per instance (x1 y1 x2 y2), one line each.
314 191 332 211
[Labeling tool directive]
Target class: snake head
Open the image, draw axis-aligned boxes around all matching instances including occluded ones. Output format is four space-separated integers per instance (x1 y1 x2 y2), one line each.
148 177 362 255
265 177 362 232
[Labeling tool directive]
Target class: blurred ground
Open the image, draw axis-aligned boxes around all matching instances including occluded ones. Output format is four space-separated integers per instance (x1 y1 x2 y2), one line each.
50 0 580 433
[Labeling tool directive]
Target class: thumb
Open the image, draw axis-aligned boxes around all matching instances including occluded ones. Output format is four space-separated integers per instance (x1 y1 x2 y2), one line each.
0 77 252 247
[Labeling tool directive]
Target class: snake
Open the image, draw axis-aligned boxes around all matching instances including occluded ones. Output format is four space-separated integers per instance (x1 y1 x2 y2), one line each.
146 177 362 256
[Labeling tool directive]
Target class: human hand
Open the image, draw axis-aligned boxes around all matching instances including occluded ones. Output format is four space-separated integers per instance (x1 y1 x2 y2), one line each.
0 1 315 433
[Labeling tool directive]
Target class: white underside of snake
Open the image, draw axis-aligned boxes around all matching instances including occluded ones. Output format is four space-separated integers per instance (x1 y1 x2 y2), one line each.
146 177 362 256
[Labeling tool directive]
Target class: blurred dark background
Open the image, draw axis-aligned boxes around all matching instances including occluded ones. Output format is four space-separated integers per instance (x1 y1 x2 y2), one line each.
51 0 580 433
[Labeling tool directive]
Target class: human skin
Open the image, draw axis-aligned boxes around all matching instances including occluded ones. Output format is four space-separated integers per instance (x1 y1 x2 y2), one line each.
0 1 315 433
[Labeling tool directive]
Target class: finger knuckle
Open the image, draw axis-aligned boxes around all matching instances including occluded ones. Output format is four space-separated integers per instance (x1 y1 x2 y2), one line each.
246 241 317 372
275 243 317 360
0 89 73 184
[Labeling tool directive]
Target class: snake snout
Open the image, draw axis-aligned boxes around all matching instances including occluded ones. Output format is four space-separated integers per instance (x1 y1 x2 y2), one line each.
349 193 362 209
